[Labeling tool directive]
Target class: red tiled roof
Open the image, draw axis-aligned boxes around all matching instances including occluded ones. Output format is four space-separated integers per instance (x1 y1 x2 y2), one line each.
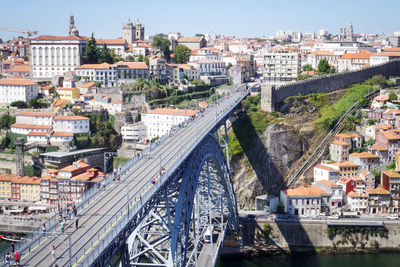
148 108 198 117
115 61 148 69
4 64 29 73
0 77 37 86
32 35 88 41
283 185 329 197
76 63 111 69
54 116 89 121
178 36 204 43
11 124 51 130
16 111 55 117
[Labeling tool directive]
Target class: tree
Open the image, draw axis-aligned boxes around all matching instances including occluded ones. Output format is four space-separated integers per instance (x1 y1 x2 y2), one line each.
302 64 314 71
0 114 15 129
227 63 233 69
317 58 335 74
1 133 11 149
135 113 141 122
95 81 103 88
389 92 398 101
195 33 205 37
137 54 144 62
98 44 114 64
28 98 42 109
10 101 28 109
173 45 191 64
144 56 149 65
83 33 99 64
125 55 135 62
152 34 171 60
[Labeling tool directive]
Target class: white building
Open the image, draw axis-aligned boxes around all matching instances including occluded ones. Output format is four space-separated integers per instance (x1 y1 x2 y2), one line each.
29 35 87 80
53 116 90 134
313 164 340 182
262 52 301 83
121 122 147 143
188 60 226 77
346 191 368 213
75 63 117 87
0 77 38 103
190 47 221 61
280 185 330 216
370 52 400 66
11 124 52 135
27 131 73 144
141 108 198 140
15 111 55 125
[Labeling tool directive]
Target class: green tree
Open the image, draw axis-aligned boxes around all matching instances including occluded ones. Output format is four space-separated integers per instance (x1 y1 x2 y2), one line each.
144 56 149 65
125 55 135 62
195 33 205 37
227 62 233 69
83 33 99 64
389 92 398 101
137 54 144 62
10 101 28 109
152 34 171 60
173 45 191 64
1 133 11 149
302 64 314 71
317 58 335 74
28 98 40 109
135 113 141 122
0 114 15 129
98 44 114 64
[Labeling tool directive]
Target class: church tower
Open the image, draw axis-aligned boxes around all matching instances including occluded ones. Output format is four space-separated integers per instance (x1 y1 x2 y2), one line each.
122 19 134 44
69 15 79 36
134 20 145 41
347 23 353 41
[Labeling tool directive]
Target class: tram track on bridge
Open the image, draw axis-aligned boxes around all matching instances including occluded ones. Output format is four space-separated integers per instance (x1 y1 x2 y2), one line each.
21 92 243 266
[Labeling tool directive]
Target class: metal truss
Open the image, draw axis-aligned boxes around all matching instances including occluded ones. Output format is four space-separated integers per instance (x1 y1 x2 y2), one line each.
126 131 238 267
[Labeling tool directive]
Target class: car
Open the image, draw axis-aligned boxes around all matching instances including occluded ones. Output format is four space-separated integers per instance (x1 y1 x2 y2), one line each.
388 214 399 220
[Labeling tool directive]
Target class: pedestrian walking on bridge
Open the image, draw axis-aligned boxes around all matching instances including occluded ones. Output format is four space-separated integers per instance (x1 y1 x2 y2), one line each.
75 216 79 229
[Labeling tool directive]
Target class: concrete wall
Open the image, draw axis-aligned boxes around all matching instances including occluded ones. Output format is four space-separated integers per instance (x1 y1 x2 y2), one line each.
261 59 400 112
251 219 400 248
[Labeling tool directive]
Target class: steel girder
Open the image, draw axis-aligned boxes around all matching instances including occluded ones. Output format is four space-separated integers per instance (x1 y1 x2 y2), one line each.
127 133 238 267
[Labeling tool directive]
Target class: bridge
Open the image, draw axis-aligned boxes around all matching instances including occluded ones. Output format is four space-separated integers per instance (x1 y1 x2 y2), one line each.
2 85 249 267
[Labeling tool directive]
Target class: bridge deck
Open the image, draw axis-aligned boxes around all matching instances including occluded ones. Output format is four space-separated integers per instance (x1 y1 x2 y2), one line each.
19 88 248 266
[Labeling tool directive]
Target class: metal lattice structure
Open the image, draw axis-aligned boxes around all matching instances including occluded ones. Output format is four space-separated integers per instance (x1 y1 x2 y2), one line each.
125 132 238 267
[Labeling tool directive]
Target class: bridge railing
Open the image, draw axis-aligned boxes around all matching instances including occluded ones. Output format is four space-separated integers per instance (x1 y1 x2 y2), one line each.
76 88 248 266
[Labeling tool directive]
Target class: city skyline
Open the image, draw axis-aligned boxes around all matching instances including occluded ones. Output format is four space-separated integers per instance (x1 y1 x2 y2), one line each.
1 0 399 41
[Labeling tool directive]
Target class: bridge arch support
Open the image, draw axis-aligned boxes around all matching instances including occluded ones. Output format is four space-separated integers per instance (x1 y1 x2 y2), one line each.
126 133 238 267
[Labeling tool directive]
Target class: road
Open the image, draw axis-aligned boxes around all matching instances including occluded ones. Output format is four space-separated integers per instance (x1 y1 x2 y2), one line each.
19 88 248 266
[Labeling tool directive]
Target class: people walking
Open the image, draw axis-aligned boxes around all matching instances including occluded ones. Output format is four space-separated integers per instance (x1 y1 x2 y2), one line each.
72 205 77 217
75 216 79 229
51 245 56 262
10 242 14 253
4 252 11 266
14 251 20 266
42 224 46 237
60 220 65 233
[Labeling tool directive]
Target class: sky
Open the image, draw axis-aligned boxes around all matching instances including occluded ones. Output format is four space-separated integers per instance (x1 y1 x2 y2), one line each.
1 0 399 41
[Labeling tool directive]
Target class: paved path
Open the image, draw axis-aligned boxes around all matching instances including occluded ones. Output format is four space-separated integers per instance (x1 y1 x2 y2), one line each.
20 89 247 266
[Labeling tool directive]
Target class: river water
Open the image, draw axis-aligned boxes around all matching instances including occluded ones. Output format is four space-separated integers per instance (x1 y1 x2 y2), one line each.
217 253 400 267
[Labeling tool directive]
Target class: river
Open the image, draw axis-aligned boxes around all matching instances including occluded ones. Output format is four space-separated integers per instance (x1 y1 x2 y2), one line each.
217 253 400 267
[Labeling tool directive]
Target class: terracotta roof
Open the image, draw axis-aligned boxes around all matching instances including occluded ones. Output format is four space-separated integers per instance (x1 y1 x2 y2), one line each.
53 99 68 107
76 63 111 69
54 116 89 121
371 144 388 151
60 162 90 172
4 64 29 73
373 124 391 130
371 52 400 57
81 82 96 88
340 50 371 59
335 133 352 138
32 35 88 41
350 152 379 159
16 111 55 117
314 164 337 172
27 131 49 136
0 77 37 86
11 124 51 130
111 100 122 104
115 61 148 69
332 161 359 168
383 170 400 178
383 48 400 52
178 36 204 43
198 101 209 108
380 131 400 140
309 50 334 55
374 95 389 101
147 108 198 117
316 179 336 187
96 38 126 45
51 132 73 137
331 140 349 146
283 185 329 197
347 191 367 198
366 187 390 195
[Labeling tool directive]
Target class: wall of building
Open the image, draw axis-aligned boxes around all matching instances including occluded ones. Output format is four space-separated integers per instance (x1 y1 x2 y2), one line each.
261 59 400 112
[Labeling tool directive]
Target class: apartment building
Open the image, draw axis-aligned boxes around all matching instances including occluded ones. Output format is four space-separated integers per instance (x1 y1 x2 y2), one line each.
0 77 38 104
262 52 301 83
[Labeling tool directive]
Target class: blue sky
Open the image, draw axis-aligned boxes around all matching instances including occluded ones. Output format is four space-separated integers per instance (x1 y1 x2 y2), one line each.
1 0 399 41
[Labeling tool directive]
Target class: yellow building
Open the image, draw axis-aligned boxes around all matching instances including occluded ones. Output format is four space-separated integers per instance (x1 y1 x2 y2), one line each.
52 98 69 112
0 174 19 199
0 174 41 201
57 87 80 101
331 161 360 177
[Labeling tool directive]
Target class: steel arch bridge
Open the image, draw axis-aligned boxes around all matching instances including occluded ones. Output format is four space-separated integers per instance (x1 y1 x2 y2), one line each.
123 133 238 267
8 86 248 267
